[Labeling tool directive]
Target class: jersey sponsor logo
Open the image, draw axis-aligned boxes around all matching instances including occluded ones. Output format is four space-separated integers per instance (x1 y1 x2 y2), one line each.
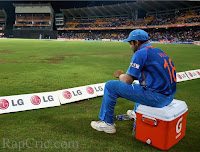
130 63 140 69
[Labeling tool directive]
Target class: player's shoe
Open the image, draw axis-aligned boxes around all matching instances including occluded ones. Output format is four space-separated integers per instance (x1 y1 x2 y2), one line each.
91 120 116 134
127 110 136 120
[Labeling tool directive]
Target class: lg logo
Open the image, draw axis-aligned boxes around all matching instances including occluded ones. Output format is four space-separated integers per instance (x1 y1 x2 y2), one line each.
31 96 41 105
31 95 54 105
62 91 72 99
188 72 197 77
176 117 183 134
177 74 182 79
86 87 94 94
0 99 9 110
0 99 24 109
94 86 103 92
62 90 82 99
188 72 193 77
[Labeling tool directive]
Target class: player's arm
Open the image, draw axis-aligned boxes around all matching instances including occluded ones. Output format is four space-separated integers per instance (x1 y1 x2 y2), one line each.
119 74 137 84
114 70 138 84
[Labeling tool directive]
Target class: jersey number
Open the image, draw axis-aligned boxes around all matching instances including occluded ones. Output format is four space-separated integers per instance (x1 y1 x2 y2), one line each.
164 58 176 83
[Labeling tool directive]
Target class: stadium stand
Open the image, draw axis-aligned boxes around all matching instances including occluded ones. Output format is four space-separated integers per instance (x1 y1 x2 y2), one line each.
58 1 200 43
0 1 198 41
13 3 57 39
58 27 200 43
0 9 7 37
61 9 200 28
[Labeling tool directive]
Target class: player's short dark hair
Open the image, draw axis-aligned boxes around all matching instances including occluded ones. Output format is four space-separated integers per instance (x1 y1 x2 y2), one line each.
138 40 148 44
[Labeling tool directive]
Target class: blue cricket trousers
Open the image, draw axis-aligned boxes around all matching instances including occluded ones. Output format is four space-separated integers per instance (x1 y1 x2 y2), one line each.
99 80 174 124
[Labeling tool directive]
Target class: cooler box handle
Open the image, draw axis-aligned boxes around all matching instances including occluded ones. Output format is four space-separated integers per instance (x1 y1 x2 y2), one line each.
142 115 157 126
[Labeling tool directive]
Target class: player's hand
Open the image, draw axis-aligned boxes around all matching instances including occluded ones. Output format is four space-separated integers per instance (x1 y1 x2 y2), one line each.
114 70 124 78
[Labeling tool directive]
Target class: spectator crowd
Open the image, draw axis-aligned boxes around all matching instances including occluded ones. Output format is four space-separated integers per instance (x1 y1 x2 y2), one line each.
58 27 200 42
58 9 200 42
63 9 200 29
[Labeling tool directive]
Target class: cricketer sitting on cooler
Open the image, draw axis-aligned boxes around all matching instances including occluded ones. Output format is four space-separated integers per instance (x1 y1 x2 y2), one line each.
91 29 177 134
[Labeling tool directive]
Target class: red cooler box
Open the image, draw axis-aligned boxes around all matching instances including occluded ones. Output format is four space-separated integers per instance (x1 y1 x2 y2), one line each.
135 99 188 150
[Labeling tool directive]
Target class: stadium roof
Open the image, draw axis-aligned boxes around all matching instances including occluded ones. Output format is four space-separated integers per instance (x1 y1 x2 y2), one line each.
61 1 200 19
13 3 52 7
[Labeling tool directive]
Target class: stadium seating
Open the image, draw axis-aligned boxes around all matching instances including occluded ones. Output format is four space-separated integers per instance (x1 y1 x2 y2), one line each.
58 26 199 42
59 9 200 42
63 9 199 29
14 14 51 30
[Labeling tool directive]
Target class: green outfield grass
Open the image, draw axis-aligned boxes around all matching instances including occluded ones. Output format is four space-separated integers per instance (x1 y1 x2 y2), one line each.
0 39 199 152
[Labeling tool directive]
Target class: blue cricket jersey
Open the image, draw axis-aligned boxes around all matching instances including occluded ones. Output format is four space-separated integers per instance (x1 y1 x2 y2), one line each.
127 42 177 95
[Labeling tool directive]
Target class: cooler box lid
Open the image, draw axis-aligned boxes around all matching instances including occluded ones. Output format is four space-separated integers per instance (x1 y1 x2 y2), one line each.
136 99 188 121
